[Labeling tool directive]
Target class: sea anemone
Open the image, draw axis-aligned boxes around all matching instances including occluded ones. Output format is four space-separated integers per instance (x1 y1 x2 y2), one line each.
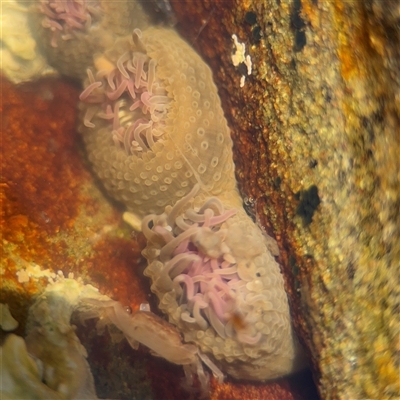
39 0 99 48
29 0 151 80
76 25 304 381
79 27 237 216
79 29 170 156
142 185 304 381
142 185 240 340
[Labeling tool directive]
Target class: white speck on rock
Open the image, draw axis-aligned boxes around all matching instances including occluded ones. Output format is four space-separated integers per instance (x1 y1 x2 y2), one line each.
231 34 252 88
231 34 246 66
16 264 56 283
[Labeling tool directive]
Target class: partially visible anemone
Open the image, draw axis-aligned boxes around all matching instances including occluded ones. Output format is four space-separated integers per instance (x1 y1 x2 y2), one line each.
29 0 151 80
39 0 100 48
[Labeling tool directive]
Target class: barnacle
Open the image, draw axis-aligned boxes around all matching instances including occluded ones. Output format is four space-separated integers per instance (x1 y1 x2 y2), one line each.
0 303 19 331
1 334 65 399
24 277 103 399
1 276 102 399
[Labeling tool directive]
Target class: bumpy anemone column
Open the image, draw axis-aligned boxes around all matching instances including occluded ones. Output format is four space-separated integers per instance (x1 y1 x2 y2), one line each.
142 185 305 381
78 28 237 216
29 0 150 80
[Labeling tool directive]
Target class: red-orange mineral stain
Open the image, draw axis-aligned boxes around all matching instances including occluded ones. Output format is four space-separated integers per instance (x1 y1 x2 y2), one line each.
1 77 83 236
2 79 82 233
1 77 87 288
85 235 148 310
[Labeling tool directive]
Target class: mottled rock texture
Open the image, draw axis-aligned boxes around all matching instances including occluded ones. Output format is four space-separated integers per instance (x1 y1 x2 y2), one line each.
170 0 400 399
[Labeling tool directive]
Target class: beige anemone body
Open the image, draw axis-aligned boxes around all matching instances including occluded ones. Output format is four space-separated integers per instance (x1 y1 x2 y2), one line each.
79 27 303 380
142 188 304 380
79 28 237 216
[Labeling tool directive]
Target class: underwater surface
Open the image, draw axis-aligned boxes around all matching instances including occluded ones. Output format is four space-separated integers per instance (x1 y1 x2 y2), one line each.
1 0 399 399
